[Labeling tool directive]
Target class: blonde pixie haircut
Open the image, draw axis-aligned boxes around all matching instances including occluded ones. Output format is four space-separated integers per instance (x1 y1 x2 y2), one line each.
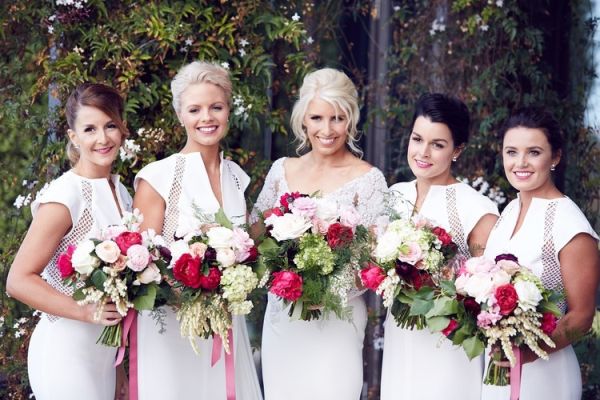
170 61 232 114
290 68 362 156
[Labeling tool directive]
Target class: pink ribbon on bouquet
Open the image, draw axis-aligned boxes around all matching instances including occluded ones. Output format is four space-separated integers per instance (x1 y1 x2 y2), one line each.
114 309 138 400
211 328 236 400
509 346 522 400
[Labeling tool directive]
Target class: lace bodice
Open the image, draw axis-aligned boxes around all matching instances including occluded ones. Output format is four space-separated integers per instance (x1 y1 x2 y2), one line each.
389 181 499 258
484 196 598 313
251 157 388 226
31 171 132 321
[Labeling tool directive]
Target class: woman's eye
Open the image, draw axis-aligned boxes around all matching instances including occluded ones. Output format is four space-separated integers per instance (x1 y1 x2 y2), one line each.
189 108 198 113
213 105 223 111
310 116 321 121
411 136 421 142
505 150 516 156
106 123 117 129
84 127 95 133
433 143 444 149
529 150 540 156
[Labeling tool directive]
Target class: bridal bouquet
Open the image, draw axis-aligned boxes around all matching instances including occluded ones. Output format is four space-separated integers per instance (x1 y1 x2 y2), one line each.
167 209 259 354
442 253 561 386
257 192 372 321
359 215 459 329
58 210 170 346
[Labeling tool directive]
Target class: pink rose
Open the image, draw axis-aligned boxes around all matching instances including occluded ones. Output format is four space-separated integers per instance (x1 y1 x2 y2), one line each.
126 244 151 272
57 245 76 279
340 206 361 230
115 231 143 254
290 196 318 219
189 242 207 259
397 242 423 265
477 309 502 328
540 312 558 335
311 218 331 235
465 256 496 274
360 263 386 291
232 227 255 262
270 271 303 301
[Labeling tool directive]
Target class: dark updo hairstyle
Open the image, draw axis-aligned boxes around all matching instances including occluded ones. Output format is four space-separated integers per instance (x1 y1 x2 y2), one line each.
65 82 128 165
499 107 563 156
411 93 470 148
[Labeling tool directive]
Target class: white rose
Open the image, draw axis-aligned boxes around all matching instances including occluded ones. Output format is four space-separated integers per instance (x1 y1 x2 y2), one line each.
491 269 512 289
269 213 312 241
71 240 100 275
136 263 162 285
454 274 469 295
374 232 402 262
169 240 192 267
314 199 339 224
206 226 234 249
463 273 495 304
514 280 543 311
216 248 236 268
95 240 121 263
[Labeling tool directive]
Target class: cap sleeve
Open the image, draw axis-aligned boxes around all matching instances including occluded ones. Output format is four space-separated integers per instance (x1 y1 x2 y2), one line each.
459 184 500 236
554 198 599 251
31 173 81 225
134 157 174 202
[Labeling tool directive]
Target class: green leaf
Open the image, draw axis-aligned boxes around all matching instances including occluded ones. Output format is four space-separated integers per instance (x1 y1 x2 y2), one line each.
451 323 473 345
426 297 458 318
91 269 107 290
133 284 157 311
539 300 562 317
440 280 456 296
462 336 485 360
409 298 434 316
73 288 86 301
426 316 451 332
214 208 233 229
258 237 280 256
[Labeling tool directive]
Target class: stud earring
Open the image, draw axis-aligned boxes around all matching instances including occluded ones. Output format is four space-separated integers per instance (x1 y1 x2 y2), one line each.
452 157 457 162
550 164 556 171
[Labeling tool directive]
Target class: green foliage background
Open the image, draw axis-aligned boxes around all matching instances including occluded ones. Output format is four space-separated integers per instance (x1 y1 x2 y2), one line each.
0 0 598 398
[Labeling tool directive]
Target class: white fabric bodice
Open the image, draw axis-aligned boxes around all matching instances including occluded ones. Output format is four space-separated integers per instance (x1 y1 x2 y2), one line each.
484 196 598 313
135 152 250 242
31 170 132 320
389 180 499 257
251 157 388 226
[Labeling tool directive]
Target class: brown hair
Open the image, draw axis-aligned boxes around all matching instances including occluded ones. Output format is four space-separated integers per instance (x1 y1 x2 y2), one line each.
65 83 129 165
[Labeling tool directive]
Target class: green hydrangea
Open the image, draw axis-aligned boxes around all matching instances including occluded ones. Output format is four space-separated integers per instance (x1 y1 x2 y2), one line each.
294 233 336 275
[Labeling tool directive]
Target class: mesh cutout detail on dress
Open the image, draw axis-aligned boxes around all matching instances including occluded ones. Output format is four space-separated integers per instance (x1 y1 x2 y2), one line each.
445 186 469 258
162 155 186 246
43 180 94 322
494 200 516 231
539 201 565 312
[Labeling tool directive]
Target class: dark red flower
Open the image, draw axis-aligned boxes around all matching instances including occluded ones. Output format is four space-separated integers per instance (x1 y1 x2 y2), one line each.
243 246 259 263
326 223 354 249
495 253 519 263
204 247 217 261
360 263 386 291
173 253 203 288
442 319 459 337
278 192 302 212
463 297 481 316
57 244 77 279
198 267 222 291
432 227 454 247
270 271 303 301
263 207 284 219
495 284 519 315
540 312 558 335
115 231 143 254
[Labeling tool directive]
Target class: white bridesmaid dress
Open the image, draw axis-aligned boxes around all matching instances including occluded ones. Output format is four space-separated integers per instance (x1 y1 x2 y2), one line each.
28 171 132 400
381 181 499 400
134 152 262 400
252 157 388 400
481 196 598 400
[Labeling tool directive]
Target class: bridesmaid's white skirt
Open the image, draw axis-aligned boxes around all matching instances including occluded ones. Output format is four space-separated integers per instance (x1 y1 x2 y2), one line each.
28 316 117 400
261 294 367 400
381 316 484 400
137 307 262 400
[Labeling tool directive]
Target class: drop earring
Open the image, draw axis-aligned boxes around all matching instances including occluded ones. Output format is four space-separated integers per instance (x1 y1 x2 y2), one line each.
550 164 556 171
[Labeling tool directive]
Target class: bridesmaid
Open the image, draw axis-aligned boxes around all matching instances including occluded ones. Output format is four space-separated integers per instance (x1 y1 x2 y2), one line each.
481 108 599 399
7 83 131 399
133 61 262 399
381 93 499 399
252 68 388 400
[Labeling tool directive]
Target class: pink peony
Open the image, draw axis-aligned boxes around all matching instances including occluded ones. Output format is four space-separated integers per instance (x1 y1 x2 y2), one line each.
397 242 423 265
115 231 143 254
465 256 496 274
339 206 361 230
56 244 76 278
232 227 255 262
290 196 318 219
540 312 558 335
270 271 303 301
360 263 386 291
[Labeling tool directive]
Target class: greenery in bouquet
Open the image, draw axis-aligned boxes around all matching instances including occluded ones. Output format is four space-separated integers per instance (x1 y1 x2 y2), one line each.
360 215 459 330
58 210 172 346
257 192 372 321
427 253 562 386
167 209 259 354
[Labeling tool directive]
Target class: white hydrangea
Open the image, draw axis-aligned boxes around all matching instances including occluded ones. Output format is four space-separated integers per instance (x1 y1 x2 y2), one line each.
221 265 258 303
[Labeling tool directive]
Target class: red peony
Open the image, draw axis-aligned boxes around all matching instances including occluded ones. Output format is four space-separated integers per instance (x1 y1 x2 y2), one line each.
540 312 558 335
495 284 519 315
57 244 77 278
173 253 203 288
115 231 143 254
442 319 459 337
462 297 481 316
326 223 354 249
270 271 303 301
279 192 302 212
432 227 453 247
263 207 284 219
360 263 386 291
198 267 222 291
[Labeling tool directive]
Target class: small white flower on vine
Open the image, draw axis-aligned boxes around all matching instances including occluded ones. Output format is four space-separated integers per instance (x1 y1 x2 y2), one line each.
305 36 314 44
239 48 246 57
496 0 504 7
239 38 249 47
292 12 300 21
221 61 230 69
480 24 489 32
185 38 193 46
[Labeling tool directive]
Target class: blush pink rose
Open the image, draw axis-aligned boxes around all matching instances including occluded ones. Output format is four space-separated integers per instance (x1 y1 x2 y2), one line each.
126 244 151 272
397 242 423 265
